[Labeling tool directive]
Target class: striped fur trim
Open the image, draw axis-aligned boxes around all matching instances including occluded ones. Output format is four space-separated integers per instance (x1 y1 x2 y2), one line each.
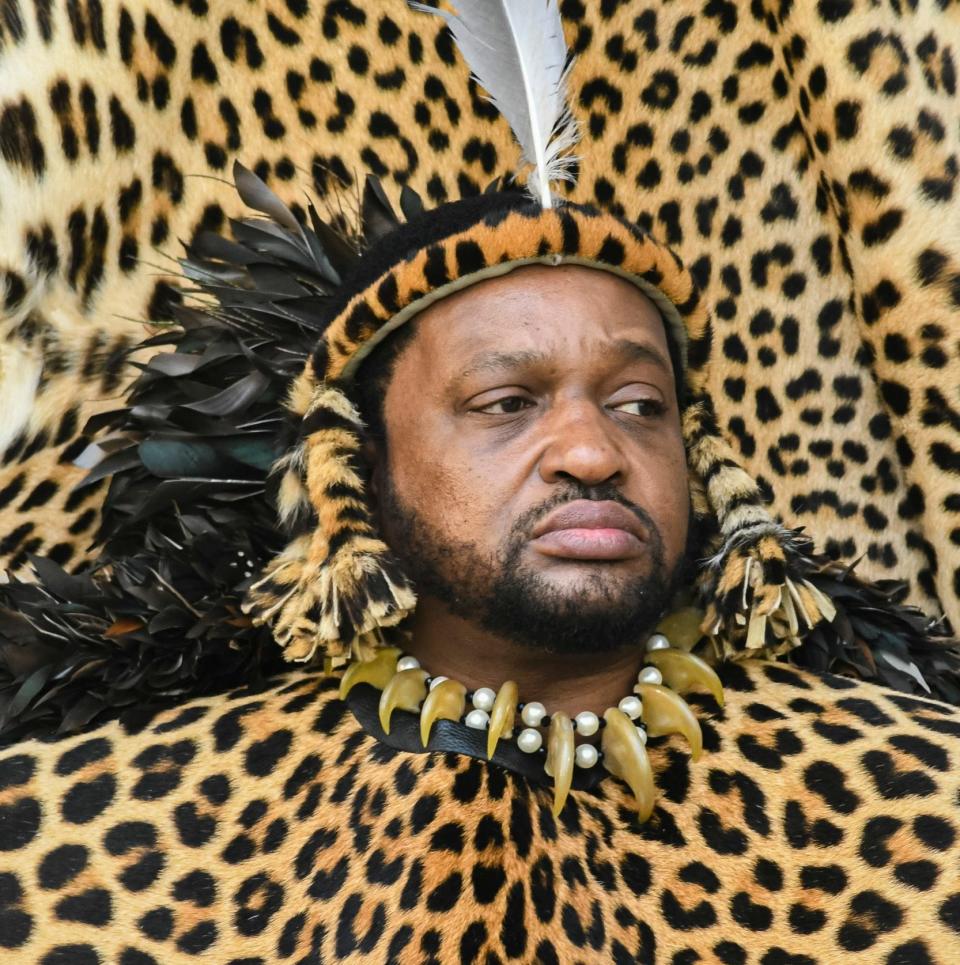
243 385 416 662
311 203 710 387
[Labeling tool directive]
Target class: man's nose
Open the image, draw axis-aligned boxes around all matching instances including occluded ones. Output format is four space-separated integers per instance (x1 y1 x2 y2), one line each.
538 400 627 487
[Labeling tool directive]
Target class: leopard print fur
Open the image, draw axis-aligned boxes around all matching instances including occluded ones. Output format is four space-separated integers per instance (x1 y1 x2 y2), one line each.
1 662 958 962
2 1 958 627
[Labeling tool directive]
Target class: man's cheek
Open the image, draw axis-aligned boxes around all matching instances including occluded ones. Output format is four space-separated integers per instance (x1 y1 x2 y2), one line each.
396 461 475 532
651 479 689 563
428 453 487 507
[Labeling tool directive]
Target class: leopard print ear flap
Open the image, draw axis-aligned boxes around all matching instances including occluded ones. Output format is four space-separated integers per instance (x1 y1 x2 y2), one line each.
683 396 836 659
244 382 416 664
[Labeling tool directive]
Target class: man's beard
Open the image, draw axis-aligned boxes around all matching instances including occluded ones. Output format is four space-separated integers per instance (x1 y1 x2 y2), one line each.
380 475 691 655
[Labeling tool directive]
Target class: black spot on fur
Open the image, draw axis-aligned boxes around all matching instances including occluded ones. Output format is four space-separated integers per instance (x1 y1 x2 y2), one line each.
455 239 485 275
61 774 115 824
55 738 111 776
245 729 293 777
803 760 860 813
55 888 112 926
0 99 45 175
38 845 89 890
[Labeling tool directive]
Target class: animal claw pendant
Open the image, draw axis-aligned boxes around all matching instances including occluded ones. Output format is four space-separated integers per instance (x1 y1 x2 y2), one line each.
339 638 723 820
543 713 575 816
602 708 657 821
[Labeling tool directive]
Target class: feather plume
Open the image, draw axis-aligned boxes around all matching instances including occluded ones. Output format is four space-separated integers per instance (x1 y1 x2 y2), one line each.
410 0 578 207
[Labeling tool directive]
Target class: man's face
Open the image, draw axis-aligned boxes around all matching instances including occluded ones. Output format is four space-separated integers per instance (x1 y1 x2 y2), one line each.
373 264 690 653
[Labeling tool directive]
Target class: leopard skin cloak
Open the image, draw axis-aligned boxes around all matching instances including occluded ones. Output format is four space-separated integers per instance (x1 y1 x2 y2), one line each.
0 1 959 630
0 660 958 963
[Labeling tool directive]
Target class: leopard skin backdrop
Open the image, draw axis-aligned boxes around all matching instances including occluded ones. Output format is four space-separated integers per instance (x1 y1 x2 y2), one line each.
1 0 960 728
2 2 958 629
1 7 960 963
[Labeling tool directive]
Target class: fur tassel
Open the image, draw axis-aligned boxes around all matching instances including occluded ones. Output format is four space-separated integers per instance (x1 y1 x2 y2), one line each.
698 524 833 660
684 398 833 658
243 531 416 663
244 384 417 661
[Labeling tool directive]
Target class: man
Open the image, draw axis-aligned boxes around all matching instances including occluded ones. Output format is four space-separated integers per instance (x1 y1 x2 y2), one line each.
3 178 959 963
369 262 691 728
3 0 960 951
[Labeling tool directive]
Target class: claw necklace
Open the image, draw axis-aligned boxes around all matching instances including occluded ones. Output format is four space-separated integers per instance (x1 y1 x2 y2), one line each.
339 633 724 821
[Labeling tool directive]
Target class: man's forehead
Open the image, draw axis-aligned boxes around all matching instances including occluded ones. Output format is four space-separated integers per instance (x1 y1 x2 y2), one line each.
455 340 674 384
411 264 671 362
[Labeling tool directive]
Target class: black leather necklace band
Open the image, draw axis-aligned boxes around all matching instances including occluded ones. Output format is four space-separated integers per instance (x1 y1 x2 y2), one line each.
346 683 610 791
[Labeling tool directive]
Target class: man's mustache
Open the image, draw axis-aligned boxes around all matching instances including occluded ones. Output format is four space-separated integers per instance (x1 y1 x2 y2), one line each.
510 483 661 545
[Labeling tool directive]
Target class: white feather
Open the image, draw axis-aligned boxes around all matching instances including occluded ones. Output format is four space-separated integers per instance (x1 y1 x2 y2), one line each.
410 0 579 207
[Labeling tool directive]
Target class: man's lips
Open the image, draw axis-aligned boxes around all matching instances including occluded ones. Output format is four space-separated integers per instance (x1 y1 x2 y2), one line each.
528 500 648 561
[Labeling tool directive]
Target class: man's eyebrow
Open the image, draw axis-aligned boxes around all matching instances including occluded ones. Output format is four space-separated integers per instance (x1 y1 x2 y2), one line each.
609 339 673 376
459 349 546 380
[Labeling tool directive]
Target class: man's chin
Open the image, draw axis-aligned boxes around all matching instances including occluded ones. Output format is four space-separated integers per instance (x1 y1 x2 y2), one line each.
526 555 654 588
406 553 677 655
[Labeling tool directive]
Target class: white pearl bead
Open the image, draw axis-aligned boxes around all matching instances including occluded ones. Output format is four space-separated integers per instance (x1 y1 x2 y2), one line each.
646 633 671 651
637 666 663 686
429 675 448 691
396 656 421 672
574 711 600 737
521 702 546 727
575 743 599 768
464 709 489 730
472 687 496 712
618 695 643 719
517 728 543 753
636 726 648 745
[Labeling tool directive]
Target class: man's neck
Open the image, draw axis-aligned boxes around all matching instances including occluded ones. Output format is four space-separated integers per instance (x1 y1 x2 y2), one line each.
403 597 648 720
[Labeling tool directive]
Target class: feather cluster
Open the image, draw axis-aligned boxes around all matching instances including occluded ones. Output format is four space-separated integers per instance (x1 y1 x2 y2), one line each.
411 0 579 207
796 564 960 704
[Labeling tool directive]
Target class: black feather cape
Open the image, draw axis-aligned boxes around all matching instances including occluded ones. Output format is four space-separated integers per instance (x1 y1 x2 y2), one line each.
2 168 958 745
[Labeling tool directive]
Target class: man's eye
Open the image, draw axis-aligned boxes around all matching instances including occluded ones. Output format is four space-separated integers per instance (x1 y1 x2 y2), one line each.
477 396 533 415
611 399 665 417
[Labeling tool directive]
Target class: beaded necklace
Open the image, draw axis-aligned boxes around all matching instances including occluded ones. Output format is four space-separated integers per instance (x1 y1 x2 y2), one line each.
339 631 723 820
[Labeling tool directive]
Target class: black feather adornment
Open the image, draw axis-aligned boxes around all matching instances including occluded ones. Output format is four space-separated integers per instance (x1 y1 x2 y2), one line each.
1 165 958 744
0 164 360 744
796 563 960 705
0 308 299 745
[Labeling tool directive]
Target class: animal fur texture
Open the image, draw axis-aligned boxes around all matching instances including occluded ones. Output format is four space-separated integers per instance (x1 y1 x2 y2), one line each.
0 1 959 630
1 660 959 962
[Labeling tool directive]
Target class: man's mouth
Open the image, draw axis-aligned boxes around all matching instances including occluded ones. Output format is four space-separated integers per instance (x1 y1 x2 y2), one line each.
528 499 648 561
